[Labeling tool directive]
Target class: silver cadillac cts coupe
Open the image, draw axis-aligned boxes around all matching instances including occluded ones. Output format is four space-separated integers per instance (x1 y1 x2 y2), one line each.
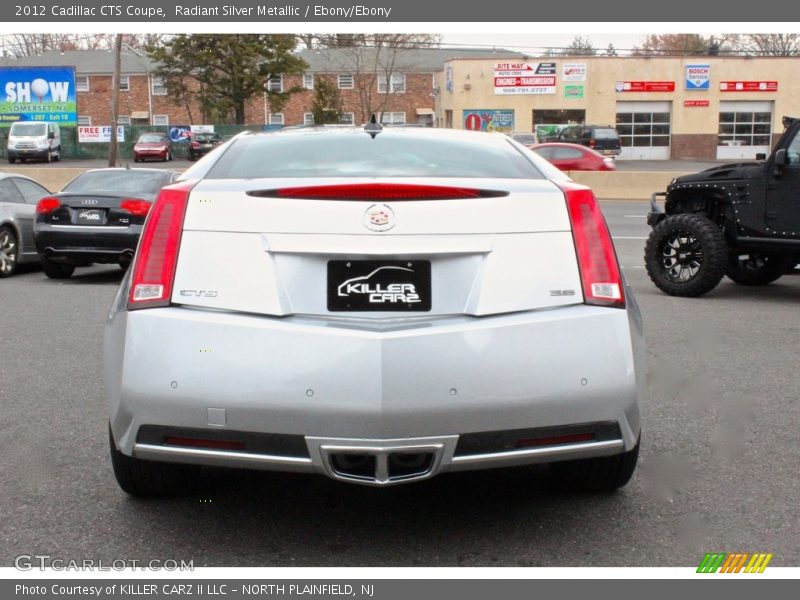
105 124 643 496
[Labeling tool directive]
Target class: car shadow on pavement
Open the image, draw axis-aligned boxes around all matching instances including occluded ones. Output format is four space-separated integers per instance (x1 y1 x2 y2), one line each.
60 268 127 285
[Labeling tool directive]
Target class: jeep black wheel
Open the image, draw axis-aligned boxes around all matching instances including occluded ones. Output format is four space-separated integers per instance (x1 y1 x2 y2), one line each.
645 214 727 297
726 253 789 286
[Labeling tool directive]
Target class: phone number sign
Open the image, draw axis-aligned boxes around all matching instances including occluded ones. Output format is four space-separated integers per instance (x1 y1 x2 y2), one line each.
494 62 556 95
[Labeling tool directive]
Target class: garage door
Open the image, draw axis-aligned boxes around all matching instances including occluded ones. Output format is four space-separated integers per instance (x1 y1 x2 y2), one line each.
616 101 671 160
717 101 773 160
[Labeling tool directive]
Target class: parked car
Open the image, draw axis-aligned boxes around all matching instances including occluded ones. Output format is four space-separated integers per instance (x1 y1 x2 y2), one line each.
645 115 800 297
33 168 180 278
531 143 616 171
189 132 223 160
106 126 643 496
0 174 50 277
509 132 537 149
550 125 621 156
133 132 173 162
6 121 61 164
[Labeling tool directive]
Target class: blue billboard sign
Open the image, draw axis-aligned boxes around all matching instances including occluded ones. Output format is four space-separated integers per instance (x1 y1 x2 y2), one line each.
0 66 78 127
463 109 515 133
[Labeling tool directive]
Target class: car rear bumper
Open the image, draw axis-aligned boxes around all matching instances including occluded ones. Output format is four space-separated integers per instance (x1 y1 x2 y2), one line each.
9 148 49 159
106 297 644 484
35 224 141 263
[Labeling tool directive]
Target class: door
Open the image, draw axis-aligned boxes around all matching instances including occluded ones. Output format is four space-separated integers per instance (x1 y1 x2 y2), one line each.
765 129 800 235
10 178 48 257
616 101 671 160
717 102 773 160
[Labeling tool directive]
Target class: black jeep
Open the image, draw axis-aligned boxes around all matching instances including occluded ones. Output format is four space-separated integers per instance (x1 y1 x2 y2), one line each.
645 116 800 297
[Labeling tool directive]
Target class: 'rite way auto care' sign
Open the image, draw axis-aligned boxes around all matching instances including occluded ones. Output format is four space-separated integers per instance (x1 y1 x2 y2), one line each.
494 62 556 95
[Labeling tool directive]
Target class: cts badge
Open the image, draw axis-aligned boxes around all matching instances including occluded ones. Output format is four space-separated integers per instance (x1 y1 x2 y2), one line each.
363 203 395 232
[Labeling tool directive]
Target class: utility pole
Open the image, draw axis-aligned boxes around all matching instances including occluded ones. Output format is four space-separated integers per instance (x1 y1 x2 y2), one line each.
108 33 122 166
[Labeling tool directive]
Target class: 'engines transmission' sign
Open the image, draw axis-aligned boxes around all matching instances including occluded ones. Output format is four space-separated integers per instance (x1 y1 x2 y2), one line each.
0 67 77 126
494 62 556 95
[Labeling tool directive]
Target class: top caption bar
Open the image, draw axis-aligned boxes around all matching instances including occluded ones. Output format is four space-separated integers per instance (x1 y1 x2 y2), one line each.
3 0 800 22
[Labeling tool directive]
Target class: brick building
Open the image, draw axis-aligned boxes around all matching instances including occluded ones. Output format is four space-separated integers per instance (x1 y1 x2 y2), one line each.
0 46 522 129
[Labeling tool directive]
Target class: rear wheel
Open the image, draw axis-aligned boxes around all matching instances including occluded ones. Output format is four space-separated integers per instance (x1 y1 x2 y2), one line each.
109 426 208 496
550 436 640 492
41 257 75 279
645 213 727 297
726 253 790 285
7 157 15 164
0 226 19 278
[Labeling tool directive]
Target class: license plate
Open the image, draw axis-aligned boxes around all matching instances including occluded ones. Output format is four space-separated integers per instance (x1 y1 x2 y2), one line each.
202 143 213 148
327 260 431 312
75 209 105 225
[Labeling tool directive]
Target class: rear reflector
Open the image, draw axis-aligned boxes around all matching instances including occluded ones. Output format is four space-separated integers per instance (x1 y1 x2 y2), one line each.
36 197 61 214
127 181 195 310
249 183 508 201
120 198 152 216
557 181 625 308
516 433 594 448
165 436 247 451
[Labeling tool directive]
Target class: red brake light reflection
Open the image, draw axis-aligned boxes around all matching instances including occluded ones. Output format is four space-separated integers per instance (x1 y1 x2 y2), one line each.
120 199 151 216
36 197 61 214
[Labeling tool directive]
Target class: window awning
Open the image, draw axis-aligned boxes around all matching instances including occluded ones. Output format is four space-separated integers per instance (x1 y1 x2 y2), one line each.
416 108 435 115
130 111 150 120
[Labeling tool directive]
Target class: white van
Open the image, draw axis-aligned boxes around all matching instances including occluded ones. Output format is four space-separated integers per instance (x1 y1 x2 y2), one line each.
6 121 61 164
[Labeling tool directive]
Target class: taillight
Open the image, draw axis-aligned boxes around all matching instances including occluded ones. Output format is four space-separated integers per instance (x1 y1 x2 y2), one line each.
588 139 596 148
249 183 508 201
36 197 61 214
119 198 151 216
191 141 201 148
127 181 195 310
557 181 625 308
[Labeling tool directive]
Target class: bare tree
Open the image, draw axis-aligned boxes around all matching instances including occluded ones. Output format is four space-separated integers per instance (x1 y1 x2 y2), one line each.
740 34 800 56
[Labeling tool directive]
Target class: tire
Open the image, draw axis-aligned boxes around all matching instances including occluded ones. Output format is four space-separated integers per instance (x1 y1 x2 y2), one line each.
54 146 61 162
550 436 640 492
167 151 173 162
46 149 52 163
0 226 19 278
726 253 790 286
41 257 75 279
8 157 15 164
644 213 727 297
109 426 208 497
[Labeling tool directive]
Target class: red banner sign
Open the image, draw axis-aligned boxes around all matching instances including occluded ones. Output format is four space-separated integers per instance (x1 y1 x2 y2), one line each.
616 81 675 93
720 81 778 92
684 100 710 107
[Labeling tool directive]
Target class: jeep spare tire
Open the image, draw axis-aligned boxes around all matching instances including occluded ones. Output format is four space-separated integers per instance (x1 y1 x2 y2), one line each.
645 213 727 297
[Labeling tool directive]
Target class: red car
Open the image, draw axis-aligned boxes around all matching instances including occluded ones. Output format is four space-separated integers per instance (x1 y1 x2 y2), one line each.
530 142 616 171
133 133 173 162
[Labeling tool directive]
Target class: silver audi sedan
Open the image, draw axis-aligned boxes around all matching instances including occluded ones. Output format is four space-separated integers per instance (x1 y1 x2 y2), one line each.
0 173 50 277
105 125 644 496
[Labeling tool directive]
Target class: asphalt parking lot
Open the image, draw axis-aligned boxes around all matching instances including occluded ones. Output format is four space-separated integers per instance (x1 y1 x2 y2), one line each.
1 200 799 568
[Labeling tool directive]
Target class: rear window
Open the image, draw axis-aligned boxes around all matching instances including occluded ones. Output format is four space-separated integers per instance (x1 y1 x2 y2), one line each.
194 133 220 141
137 134 165 143
512 133 536 145
205 132 543 180
63 170 171 197
592 128 619 139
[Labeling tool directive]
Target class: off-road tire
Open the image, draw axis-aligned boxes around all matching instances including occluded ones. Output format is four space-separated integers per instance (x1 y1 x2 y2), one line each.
41 257 75 279
550 436 640 492
109 426 208 497
726 253 790 286
645 213 727 297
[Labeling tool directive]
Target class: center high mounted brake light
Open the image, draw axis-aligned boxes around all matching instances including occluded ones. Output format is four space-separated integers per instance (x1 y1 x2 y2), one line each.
556 181 625 308
127 181 195 310
249 183 508 201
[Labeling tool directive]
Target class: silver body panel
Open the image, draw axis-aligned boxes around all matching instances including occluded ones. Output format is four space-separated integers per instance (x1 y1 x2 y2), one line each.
105 128 643 486
0 174 49 265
